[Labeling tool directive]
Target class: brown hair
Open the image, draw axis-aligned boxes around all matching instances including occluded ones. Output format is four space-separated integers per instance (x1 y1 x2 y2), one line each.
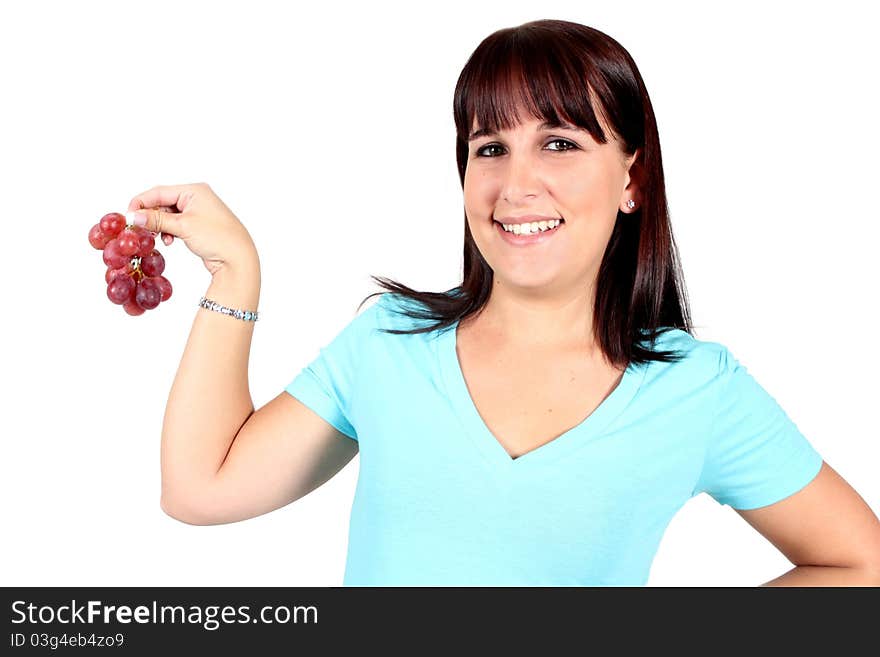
359 19 694 368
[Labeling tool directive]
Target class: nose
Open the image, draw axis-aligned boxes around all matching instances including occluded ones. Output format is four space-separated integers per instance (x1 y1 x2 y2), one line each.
500 150 541 203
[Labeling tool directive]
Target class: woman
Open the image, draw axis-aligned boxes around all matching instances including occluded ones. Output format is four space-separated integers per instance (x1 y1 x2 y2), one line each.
134 19 880 586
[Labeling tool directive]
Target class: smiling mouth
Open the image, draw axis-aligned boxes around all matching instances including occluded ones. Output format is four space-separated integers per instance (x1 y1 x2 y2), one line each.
492 218 565 245
492 218 565 233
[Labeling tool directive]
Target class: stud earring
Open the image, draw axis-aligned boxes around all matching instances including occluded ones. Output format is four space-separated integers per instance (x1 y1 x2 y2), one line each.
626 200 635 209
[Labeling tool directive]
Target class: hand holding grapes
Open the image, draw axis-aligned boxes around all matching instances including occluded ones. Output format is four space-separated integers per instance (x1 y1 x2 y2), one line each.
126 182 259 277
89 182 259 316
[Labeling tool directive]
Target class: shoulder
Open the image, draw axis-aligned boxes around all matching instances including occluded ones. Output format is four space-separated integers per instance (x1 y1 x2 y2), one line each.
636 327 734 389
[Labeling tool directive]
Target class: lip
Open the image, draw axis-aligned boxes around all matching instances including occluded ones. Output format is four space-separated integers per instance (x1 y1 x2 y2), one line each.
495 214 561 224
493 217 564 247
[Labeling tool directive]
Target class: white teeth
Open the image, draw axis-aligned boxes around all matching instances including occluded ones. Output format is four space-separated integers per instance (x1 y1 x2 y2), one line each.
501 219 561 234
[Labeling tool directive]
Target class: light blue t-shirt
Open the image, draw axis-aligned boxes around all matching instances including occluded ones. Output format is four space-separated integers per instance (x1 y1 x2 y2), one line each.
285 292 823 586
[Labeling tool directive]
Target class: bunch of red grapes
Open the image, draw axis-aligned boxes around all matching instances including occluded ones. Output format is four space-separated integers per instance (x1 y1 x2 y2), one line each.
89 212 172 316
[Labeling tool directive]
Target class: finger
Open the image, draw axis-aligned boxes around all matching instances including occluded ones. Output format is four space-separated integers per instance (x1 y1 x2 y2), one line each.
127 184 199 213
151 207 178 239
125 207 180 237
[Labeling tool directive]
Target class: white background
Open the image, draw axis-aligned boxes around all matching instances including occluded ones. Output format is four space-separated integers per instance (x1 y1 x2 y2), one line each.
1 0 877 587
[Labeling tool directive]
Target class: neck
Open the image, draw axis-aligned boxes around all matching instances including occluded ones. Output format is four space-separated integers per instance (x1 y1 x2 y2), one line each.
473 282 599 355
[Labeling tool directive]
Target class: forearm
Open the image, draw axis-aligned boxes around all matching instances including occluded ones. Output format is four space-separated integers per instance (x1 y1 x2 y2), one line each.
160 257 261 505
760 565 880 587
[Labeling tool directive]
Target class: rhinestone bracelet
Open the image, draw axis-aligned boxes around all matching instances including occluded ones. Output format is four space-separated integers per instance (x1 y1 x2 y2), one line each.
198 296 260 322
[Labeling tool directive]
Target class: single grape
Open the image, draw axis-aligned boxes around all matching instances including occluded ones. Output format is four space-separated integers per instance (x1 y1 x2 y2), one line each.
123 299 145 316
99 212 126 238
131 226 156 257
107 276 136 304
135 278 161 310
116 228 141 256
89 223 111 250
105 266 129 284
141 250 165 277
155 275 173 302
102 238 129 269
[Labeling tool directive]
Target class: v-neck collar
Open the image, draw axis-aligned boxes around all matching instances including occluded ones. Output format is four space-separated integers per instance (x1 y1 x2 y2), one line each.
436 319 648 477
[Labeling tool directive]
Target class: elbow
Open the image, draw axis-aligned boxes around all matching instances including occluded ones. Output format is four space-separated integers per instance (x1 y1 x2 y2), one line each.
160 494 216 526
862 563 880 586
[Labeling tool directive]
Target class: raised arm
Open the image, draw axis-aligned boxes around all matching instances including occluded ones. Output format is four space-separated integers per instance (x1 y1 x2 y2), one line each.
160 262 358 525
128 183 358 525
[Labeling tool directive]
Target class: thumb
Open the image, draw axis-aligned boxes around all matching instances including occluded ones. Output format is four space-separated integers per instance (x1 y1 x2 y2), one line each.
125 208 179 237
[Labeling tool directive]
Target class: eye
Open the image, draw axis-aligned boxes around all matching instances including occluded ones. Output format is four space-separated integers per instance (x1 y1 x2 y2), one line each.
546 138 577 152
474 138 578 157
474 143 504 157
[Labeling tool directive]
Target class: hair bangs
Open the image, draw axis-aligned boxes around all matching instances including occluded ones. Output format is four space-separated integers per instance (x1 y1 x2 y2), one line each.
455 31 611 149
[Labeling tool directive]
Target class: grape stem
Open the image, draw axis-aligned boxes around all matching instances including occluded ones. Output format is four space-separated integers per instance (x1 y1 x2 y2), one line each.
130 256 144 282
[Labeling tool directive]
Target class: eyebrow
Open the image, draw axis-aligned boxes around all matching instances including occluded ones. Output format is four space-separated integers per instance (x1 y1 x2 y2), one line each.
467 120 584 142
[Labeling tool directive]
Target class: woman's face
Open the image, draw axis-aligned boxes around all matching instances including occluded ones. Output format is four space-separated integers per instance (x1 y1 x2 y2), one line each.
463 110 640 299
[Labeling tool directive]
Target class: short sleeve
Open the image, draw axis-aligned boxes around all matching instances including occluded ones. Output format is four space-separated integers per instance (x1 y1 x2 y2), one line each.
284 295 386 442
691 345 823 510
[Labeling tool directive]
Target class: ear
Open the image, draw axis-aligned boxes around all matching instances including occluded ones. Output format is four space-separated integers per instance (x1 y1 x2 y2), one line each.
622 147 644 211
624 147 643 186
